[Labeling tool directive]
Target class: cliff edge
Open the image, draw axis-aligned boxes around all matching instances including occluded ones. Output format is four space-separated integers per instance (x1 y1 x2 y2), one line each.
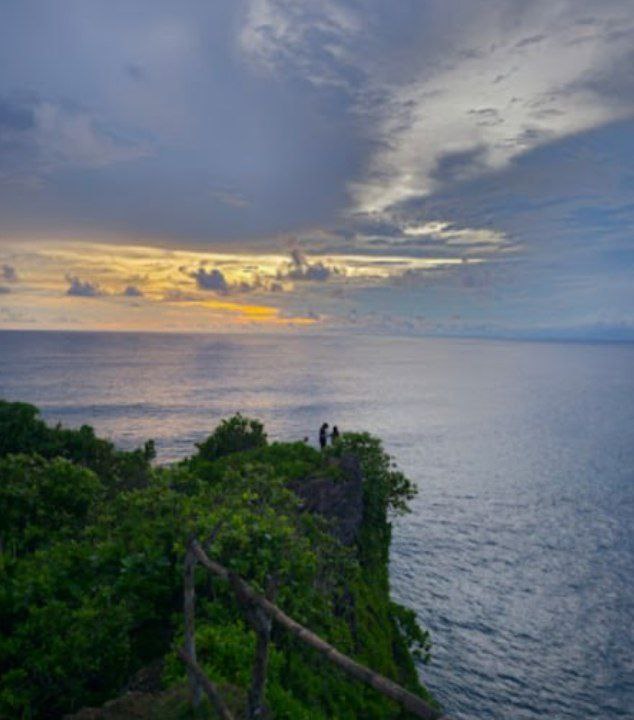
0 403 439 719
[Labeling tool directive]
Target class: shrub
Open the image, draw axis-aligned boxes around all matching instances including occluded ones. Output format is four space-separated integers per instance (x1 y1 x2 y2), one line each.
0 400 154 492
0 454 102 558
196 414 267 461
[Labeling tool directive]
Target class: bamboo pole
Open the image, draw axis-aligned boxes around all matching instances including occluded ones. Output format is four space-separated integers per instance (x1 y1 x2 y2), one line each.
177 647 235 720
190 540 449 720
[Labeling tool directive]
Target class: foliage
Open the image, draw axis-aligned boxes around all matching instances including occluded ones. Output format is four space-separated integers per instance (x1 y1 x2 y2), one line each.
329 433 417 517
0 401 437 719
390 602 432 666
195 413 267 462
0 400 155 492
0 454 102 559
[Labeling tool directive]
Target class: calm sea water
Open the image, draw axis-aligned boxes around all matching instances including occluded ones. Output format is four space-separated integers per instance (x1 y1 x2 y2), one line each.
0 330 632 719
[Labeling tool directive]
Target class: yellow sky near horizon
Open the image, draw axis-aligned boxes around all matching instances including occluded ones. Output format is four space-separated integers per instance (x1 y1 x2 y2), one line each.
0 239 477 331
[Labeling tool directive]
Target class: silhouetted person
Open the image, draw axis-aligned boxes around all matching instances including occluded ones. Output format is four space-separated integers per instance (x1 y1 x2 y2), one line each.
331 425 340 444
319 422 329 450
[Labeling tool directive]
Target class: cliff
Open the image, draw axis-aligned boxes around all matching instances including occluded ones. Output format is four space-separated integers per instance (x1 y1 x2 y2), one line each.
0 402 439 719
289 453 364 545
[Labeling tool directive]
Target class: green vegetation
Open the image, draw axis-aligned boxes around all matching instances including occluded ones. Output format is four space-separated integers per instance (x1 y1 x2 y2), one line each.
0 399 436 719
195 414 267 461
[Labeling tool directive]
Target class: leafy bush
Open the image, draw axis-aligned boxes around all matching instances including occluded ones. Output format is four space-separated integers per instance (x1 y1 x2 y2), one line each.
0 400 154 492
0 454 102 558
196 413 268 461
0 580 133 719
0 402 48 457
331 433 417 517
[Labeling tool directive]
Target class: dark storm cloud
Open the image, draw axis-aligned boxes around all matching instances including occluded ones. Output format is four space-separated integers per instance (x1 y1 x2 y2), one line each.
66 276 102 297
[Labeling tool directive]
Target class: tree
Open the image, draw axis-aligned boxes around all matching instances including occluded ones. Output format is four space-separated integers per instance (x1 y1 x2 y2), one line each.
196 414 267 461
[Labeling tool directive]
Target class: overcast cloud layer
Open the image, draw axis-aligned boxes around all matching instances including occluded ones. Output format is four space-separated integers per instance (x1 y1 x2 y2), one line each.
0 0 632 337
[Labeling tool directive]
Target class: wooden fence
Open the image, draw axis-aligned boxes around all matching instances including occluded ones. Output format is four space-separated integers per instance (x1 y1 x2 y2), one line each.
178 538 450 720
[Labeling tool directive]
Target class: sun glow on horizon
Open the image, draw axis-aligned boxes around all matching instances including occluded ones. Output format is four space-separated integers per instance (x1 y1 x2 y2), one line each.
0 238 478 331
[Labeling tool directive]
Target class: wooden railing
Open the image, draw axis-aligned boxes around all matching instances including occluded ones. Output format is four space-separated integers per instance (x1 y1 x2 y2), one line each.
178 538 450 720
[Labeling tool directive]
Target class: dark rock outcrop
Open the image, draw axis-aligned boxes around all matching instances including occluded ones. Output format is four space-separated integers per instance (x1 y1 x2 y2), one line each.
289 453 364 545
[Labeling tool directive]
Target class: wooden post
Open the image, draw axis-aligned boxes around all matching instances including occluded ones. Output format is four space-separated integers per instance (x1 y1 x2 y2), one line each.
191 540 449 720
184 542 202 709
247 607 271 720
178 647 235 720
229 573 275 719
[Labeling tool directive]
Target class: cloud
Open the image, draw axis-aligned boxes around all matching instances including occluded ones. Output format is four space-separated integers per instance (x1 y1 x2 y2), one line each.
514 33 547 49
290 262 331 281
122 284 143 297
1 264 18 282
400 221 509 251
66 276 103 297
279 248 334 281
241 1 633 217
186 263 278 294
0 95 150 184
210 189 250 208
346 1 634 214
430 146 489 185
1 234 630 338
162 288 199 302
0 3 632 337
393 258 498 291
191 267 230 293
289 247 306 266
239 0 361 88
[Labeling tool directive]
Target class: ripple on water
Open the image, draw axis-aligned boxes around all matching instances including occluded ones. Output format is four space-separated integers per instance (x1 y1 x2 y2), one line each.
1 332 632 719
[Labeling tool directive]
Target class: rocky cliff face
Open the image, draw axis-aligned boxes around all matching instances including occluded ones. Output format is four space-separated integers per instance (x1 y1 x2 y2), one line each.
289 453 364 546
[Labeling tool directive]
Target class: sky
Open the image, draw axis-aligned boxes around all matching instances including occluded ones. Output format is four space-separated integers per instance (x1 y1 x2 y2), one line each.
0 0 632 338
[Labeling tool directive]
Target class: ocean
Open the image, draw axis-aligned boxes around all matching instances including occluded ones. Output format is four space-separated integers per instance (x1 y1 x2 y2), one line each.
0 330 632 719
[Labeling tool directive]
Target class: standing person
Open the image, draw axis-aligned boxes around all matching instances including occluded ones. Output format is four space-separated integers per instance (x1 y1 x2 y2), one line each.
331 425 340 444
319 422 329 450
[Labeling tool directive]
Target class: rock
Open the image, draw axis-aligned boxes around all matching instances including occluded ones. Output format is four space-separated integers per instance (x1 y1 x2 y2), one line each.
289 453 364 545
